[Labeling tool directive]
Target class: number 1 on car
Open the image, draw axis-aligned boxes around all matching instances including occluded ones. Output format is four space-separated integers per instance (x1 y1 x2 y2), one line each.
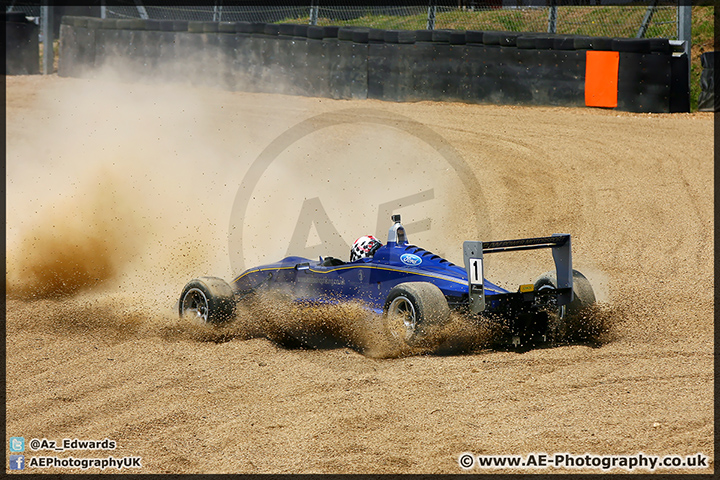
469 258 483 285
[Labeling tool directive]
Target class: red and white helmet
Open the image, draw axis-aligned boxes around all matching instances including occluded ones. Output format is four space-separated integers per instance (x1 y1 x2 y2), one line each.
350 235 382 261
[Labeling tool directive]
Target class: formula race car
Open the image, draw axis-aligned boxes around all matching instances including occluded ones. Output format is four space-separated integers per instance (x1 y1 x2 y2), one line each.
179 215 596 347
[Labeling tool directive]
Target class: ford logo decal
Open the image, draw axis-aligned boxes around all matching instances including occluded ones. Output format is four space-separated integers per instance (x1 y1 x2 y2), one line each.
400 253 422 266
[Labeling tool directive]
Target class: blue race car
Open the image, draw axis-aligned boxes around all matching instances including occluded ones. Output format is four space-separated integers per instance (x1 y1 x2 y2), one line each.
179 215 596 346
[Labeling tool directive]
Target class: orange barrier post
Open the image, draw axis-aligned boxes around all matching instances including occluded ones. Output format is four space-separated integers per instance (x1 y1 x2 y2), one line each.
585 50 619 108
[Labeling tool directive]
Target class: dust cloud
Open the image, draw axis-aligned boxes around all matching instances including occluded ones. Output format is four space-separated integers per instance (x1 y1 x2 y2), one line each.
7 168 149 299
7 67 247 302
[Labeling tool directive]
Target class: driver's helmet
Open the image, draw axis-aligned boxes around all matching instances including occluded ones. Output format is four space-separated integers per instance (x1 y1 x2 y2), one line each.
350 235 382 262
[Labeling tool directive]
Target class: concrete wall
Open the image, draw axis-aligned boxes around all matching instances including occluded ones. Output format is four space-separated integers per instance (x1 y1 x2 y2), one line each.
58 16 690 113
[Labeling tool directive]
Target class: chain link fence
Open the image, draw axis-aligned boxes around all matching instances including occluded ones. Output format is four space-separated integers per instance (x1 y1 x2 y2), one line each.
96 2 680 40
4 3 40 17
2 2 682 41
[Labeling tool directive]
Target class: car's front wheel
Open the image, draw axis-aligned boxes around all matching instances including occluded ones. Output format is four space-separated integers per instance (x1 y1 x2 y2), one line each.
179 277 236 324
383 282 450 347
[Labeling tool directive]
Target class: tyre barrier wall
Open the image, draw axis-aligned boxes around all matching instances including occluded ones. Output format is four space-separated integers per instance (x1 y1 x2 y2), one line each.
4 12 40 75
58 16 690 113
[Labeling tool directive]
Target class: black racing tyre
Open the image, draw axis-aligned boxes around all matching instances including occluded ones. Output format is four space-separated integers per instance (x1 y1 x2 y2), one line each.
482 31 502 45
202 21 219 33
115 19 135 30
249 22 266 34
237 21 253 34
307 26 324 40
383 30 400 43
351 30 370 43
263 24 279 36
611 38 651 54
87 18 104 30
573 36 594 50
431 29 452 43
278 23 297 36
533 35 556 50
187 21 204 33
218 21 236 34
127 19 146 30
179 277 236 324
173 20 189 32
465 30 485 44
337 27 356 41
322 26 340 38
649 38 671 55
144 19 161 31
415 30 434 43
100 19 118 29
590 37 613 51
553 36 576 50
383 29 415 44
534 269 596 341
293 24 309 37
399 30 417 44
383 282 450 347
498 32 520 46
159 20 175 32
449 32 466 45
534 269 596 316
368 28 385 43
516 35 538 49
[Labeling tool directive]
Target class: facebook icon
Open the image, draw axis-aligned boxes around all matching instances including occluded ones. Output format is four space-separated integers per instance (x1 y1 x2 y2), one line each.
10 455 25 470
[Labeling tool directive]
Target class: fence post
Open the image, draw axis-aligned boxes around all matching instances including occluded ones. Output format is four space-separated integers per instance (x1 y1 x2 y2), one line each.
213 2 223 22
547 0 557 34
309 1 318 26
134 0 149 20
636 0 658 38
427 0 436 30
678 4 691 56
677 3 691 83
41 2 53 75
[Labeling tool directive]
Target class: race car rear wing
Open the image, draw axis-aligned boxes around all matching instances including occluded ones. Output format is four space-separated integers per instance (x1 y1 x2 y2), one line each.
462 234 572 314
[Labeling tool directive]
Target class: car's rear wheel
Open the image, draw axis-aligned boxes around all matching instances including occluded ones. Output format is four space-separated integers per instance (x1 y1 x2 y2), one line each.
534 269 596 340
179 277 236 324
383 282 450 347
